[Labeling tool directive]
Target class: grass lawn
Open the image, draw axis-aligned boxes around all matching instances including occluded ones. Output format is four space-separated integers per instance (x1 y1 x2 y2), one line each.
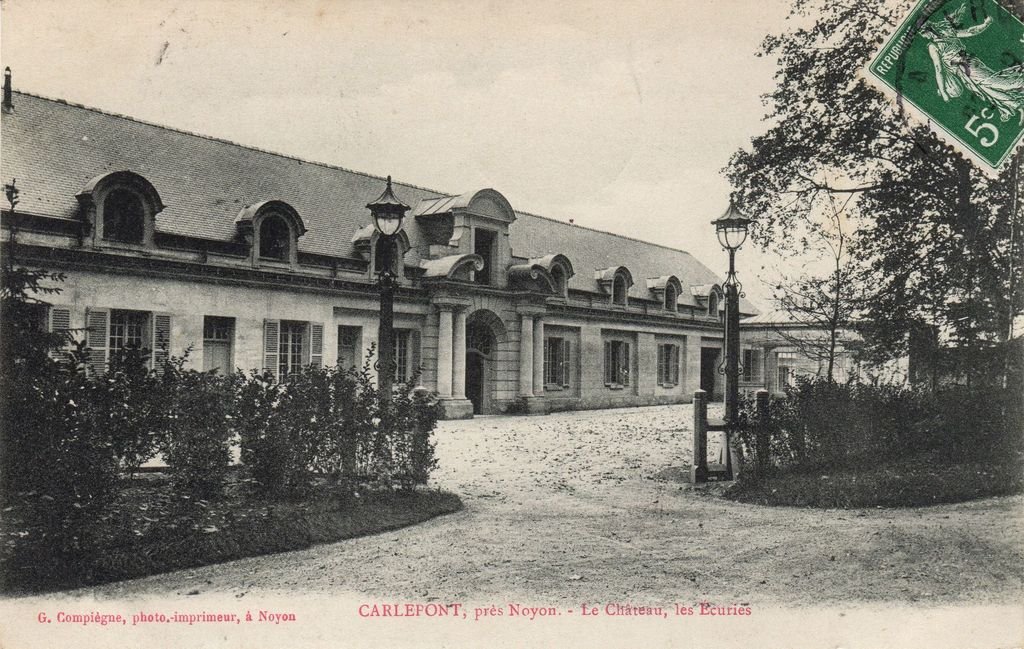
1 470 462 595
725 447 1024 508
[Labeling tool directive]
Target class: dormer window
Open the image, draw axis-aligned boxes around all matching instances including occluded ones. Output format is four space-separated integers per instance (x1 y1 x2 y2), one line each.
473 228 497 285
665 283 678 312
77 170 164 248
235 200 306 267
596 266 633 306
551 265 567 297
613 275 628 306
259 214 291 261
102 188 145 243
708 292 719 317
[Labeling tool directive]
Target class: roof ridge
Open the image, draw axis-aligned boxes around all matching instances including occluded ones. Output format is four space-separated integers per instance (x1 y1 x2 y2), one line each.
513 208 702 260
9 89 453 198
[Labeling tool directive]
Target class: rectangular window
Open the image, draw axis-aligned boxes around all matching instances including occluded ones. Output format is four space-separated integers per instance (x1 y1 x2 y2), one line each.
279 320 306 378
203 316 234 374
743 349 762 383
109 309 149 354
394 329 410 381
24 303 48 332
263 319 323 381
604 340 631 387
338 325 361 369
657 344 680 386
544 337 571 388
776 351 798 390
86 308 170 375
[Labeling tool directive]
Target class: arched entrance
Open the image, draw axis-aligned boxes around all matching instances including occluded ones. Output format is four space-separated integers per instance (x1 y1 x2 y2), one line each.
464 310 505 415
466 350 487 414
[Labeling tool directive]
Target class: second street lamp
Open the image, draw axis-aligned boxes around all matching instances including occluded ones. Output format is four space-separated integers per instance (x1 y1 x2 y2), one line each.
712 203 751 481
367 175 410 405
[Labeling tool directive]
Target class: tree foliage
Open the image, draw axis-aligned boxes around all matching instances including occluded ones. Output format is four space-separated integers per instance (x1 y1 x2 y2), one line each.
726 0 1024 370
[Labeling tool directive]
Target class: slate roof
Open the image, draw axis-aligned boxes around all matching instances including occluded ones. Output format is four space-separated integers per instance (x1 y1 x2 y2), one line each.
2 90 754 310
509 215 751 308
741 309 801 325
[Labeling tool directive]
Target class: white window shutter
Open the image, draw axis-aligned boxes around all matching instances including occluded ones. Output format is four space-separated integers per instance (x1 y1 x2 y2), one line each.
309 322 324 368
84 308 109 376
672 345 680 385
411 330 421 378
659 345 665 385
561 338 571 388
604 342 612 385
48 307 72 362
263 319 280 381
152 313 171 374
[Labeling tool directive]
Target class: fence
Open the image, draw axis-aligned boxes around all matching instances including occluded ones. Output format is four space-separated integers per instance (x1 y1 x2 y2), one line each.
690 388 769 483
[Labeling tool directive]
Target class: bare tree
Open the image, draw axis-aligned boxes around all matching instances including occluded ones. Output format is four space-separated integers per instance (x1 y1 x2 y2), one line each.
770 193 860 382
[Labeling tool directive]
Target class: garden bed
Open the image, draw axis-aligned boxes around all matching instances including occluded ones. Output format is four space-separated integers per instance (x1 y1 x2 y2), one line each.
1 470 462 595
725 448 1024 508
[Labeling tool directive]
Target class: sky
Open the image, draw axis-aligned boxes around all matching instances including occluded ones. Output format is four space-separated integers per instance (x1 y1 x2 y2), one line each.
0 0 795 307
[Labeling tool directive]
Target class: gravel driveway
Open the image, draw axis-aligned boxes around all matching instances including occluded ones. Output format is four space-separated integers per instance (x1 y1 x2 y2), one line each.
62 405 1024 605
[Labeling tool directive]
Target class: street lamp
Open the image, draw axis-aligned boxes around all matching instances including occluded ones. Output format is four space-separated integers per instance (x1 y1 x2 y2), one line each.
367 175 410 404
712 203 751 480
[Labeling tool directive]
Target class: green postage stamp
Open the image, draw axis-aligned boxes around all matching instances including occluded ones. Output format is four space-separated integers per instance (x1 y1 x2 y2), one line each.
867 0 1024 173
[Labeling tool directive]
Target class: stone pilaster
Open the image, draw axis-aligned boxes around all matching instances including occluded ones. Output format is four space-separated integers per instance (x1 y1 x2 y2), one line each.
436 308 453 398
532 317 544 396
453 309 467 399
519 314 534 397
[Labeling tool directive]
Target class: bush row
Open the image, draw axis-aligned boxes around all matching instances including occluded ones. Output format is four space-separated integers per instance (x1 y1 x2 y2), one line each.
733 377 1023 474
1 341 439 574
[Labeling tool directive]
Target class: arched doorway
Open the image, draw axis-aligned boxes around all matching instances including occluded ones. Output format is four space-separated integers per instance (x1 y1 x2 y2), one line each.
464 310 504 415
466 350 487 414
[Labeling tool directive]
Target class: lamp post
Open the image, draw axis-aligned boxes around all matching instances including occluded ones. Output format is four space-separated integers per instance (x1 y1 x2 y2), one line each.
712 204 751 480
367 175 410 405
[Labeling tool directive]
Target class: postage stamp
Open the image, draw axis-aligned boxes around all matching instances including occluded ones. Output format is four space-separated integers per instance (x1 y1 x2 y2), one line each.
867 0 1024 173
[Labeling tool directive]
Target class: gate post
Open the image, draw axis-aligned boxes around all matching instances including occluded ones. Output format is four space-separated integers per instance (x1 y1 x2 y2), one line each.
755 389 770 474
691 390 709 484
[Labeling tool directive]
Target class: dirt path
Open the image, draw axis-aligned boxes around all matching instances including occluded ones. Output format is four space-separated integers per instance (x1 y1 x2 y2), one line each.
60 406 1024 605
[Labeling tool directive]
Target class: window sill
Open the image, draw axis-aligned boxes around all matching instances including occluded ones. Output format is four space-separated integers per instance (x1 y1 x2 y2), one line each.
544 384 565 392
604 383 626 390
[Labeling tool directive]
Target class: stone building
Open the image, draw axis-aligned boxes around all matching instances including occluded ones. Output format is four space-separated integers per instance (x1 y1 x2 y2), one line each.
739 310 908 395
1 79 756 418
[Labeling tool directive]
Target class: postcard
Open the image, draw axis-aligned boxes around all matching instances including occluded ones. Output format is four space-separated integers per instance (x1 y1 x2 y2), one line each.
1 1 1021 647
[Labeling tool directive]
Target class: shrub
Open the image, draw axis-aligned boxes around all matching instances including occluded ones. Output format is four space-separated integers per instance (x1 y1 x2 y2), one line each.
235 364 356 498
312 362 375 481
103 346 170 475
234 357 441 496
235 370 290 496
1 267 121 584
735 376 1021 475
374 383 440 490
161 368 237 500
